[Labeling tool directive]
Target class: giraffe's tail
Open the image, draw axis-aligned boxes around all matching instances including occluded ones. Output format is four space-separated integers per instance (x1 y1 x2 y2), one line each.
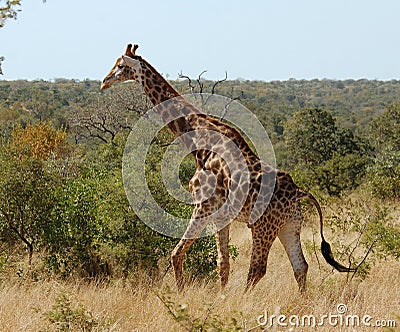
297 189 356 273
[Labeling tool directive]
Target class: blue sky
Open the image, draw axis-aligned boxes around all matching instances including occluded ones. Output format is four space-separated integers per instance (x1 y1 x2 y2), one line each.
1 0 399 81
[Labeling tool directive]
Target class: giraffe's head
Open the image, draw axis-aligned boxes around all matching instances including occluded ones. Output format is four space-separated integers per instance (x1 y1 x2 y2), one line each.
100 44 142 90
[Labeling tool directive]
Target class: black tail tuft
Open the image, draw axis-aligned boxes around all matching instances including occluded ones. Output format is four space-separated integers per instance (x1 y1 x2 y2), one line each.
298 189 357 273
321 240 355 272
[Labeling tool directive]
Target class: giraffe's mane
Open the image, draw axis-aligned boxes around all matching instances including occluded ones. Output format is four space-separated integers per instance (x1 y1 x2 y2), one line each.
135 56 181 97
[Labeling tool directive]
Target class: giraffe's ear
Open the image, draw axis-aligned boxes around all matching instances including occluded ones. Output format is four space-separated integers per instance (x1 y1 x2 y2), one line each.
125 44 134 57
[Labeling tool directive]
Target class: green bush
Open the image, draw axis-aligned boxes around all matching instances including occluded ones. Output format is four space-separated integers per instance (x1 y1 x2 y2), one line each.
285 108 369 196
366 147 400 199
293 153 370 196
324 197 400 279
0 151 58 262
42 293 109 331
45 177 108 277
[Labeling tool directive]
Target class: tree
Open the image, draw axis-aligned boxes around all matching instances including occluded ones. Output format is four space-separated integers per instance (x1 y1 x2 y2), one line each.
10 121 69 160
69 84 149 144
367 102 400 199
0 122 67 262
285 108 338 166
285 108 368 195
367 147 400 199
0 0 21 28
370 102 400 151
45 176 109 277
0 152 57 263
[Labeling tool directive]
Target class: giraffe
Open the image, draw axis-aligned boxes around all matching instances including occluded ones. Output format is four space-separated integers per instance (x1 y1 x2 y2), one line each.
101 44 355 294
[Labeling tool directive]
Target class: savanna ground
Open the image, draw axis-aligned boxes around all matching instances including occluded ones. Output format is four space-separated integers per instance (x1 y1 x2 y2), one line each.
1 195 399 332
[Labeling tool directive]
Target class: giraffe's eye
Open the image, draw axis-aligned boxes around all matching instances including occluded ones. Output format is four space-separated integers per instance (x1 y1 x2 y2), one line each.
117 65 124 70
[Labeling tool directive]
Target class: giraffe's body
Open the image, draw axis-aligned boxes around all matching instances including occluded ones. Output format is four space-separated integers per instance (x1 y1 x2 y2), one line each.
101 44 354 293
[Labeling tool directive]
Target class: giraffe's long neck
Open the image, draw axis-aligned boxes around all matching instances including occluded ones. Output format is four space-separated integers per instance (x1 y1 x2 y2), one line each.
136 58 260 165
138 59 198 137
140 59 179 104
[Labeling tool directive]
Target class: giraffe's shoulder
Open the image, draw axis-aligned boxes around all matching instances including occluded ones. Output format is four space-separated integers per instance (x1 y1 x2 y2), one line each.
274 169 298 192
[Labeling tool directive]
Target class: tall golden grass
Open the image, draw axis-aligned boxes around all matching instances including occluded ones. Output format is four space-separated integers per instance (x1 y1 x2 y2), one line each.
1 201 399 331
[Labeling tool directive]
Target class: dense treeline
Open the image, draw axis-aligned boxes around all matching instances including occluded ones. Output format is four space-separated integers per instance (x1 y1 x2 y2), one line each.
0 77 399 281
2 78 400 133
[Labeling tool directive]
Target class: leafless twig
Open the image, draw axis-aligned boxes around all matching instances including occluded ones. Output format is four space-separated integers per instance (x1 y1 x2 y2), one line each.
211 70 228 95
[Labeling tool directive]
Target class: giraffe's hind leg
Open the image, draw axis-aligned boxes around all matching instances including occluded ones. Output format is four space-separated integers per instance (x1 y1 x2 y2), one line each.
215 224 230 290
245 221 278 292
278 204 308 294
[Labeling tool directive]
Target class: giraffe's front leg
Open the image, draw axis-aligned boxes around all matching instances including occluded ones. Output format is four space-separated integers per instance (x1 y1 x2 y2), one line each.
171 209 209 291
215 224 230 290
171 237 195 291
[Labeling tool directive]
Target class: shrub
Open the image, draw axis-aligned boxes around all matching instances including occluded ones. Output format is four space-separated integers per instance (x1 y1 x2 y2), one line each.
293 153 369 196
366 147 400 199
42 293 109 331
324 197 400 279
10 121 69 160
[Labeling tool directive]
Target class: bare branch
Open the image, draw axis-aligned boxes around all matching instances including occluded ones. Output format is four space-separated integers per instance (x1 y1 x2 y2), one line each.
197 70 208 94
69 84 147 143
211 71 228 95
178 71 196 94
349 239 377 282
0 56 4 75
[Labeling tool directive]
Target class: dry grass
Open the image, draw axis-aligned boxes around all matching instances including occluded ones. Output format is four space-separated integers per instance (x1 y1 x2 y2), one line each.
1 220 399 331
1 195 399 331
